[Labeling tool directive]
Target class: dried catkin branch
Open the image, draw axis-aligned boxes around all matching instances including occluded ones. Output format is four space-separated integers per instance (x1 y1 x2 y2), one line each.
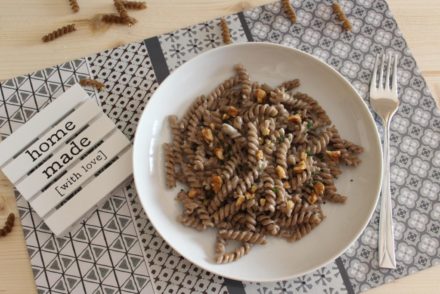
42 24 76 43
220 18 232 44
122 1 147 10
332 2 352 31
79 79 105 91
68 0 79 13
282 0 296 23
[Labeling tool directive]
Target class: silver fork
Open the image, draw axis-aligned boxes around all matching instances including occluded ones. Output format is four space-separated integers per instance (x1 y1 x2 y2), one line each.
370 53 399 269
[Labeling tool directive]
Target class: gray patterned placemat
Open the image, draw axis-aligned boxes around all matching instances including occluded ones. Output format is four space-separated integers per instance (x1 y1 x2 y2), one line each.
0 0 439 293
0 52 155 294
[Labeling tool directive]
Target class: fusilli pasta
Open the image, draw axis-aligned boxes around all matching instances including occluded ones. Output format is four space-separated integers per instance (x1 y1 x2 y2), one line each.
164 65 363 263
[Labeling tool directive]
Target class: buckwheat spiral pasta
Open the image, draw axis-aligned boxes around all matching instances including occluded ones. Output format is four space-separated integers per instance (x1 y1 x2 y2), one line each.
208 176 239 213
234 64 251 99
79 79 105 91
246 122 259 165
324 192 347 203
244 104 278 121
257 214 280 235
276 134 293 169
168 115 183 164
164 65 363 263
176 191 199 214
178 215 205 231
274 178 286 204
332 2 352 31
219 18 232 45
122 0 147 10
282 222 321 242
289 167 310 190
101 14 137 26
216 243 251 264
294 92 332 126
282 0 297 23
215 237 226 254
114 0 130 21
306 129 332 154
219 229 267 244
278 210 322 228
271 88 309 110
220 156 239 180
212 201 242 224
68 0 79 13
262 174 276 213
163 143 176 188
234 169 260 200
244 211 257 231
194 146 205 171
42 24 76 43
0 213 15 237
277 79 300 91
195 205 214 228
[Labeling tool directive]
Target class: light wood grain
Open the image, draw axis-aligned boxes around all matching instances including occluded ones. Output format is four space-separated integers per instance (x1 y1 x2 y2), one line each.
0 1 439 293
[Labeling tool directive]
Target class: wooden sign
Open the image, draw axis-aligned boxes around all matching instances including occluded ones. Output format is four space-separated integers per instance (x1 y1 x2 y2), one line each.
0 85 132 236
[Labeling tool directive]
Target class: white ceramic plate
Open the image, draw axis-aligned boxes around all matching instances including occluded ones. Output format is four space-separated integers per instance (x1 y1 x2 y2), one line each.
133 42 382 282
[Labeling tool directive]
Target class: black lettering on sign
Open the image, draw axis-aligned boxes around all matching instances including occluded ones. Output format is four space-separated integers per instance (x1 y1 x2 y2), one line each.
42 136 90 179
25 121 77 162
54 149 108 197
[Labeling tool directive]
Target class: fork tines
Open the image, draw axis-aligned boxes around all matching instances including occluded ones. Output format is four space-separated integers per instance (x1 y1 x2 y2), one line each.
371 53 398 96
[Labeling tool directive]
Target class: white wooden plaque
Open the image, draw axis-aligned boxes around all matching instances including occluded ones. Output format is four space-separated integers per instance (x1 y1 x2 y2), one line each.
0 84 132 236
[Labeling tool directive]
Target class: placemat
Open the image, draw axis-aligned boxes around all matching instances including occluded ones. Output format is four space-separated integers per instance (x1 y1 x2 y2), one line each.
1 0 439 293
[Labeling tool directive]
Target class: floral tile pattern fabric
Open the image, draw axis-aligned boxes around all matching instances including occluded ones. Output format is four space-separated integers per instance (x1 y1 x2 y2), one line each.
159 14 249 72
243 0 440 293
0 1 438 293
244 262 347 294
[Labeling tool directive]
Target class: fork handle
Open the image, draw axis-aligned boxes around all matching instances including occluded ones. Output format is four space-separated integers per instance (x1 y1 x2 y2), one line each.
378 117 397 269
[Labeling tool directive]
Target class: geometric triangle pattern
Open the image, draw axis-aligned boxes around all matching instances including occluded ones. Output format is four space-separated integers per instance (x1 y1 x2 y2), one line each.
0 58 98 138
13 185 154 294
0 56 154 294
86 41 159 141
124 181 229 294
113 15 249 294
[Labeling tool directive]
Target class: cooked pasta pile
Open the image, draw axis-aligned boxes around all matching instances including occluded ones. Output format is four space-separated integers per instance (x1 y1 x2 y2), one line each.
164 65 363 264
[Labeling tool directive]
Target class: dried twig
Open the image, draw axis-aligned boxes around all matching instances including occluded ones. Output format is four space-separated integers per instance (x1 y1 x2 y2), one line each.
332 2 352 31
220 18 232 44
282 0 296 23
68 0 79 13
79 79 105 91
42 24 76 42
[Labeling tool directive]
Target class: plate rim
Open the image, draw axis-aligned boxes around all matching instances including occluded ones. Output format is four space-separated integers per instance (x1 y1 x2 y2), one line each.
132 41 383 282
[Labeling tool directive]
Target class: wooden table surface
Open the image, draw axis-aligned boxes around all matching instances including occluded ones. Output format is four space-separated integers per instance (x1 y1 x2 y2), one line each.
0 1 439 293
